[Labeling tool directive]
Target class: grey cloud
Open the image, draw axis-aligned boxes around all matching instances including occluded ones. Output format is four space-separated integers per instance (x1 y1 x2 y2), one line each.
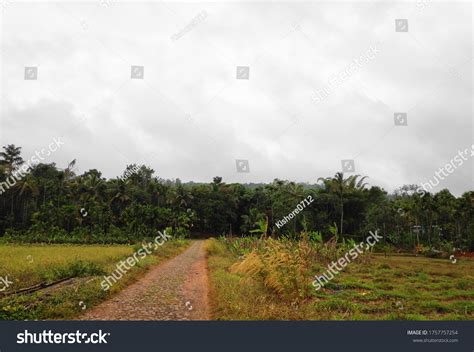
1 1 472 195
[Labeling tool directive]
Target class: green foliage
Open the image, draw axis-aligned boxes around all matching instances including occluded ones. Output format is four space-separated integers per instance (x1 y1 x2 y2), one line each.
43 261 106 282
249 216 268 237
307 231 323 243
0 144 474 250
329 223 338 239
341 238 357 252
218 236 263 257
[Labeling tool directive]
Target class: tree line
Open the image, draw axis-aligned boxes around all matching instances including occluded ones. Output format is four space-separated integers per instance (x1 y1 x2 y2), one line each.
1 144 473 250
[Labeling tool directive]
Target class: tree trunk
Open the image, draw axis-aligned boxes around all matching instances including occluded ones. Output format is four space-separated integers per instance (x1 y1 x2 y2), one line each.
340 195 344 236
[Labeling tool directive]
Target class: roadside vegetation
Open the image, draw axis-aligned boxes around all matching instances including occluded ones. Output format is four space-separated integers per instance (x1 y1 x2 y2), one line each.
0 240 190 320
206 237 474 320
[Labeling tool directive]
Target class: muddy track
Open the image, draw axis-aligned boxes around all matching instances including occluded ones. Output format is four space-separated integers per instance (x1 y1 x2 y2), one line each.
80 240 210 320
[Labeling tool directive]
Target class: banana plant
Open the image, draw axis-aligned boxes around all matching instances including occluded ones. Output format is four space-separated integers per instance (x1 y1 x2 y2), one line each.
250 216 269 238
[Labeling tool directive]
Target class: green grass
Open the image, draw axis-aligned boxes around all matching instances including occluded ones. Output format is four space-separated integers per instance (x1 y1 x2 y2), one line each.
0 240 190 320
0 244 132 290
206 239 474 320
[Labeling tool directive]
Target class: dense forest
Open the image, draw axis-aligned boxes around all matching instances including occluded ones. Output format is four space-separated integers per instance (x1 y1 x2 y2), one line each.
1 144 473 251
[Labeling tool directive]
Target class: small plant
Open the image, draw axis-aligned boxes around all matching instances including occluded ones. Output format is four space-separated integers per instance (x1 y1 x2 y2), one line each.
249 216 269 238
329 222 338 242
42 261 106 282
219 236 263 257
307 231 323 243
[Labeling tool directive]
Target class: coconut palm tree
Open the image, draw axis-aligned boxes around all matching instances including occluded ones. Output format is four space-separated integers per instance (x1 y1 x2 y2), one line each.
0 144 24 173
17 173 39 224
318 172 368 236
107 178 132 220
0 144 25 217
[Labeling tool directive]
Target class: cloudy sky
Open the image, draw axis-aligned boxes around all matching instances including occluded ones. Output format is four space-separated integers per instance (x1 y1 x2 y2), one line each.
0 1 472 195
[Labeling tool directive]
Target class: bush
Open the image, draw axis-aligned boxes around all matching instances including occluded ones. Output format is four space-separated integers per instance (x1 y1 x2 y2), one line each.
42 261 106 282
230 238 314 299
219 236 263 257
205 238 226 256
221 232 375 300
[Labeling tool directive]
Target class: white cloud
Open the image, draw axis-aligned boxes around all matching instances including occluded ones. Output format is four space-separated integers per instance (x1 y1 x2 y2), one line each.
0 1 472 195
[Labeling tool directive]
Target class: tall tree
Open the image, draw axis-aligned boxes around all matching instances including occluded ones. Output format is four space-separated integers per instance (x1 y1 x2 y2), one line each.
0 144 24 173
318 172 368 236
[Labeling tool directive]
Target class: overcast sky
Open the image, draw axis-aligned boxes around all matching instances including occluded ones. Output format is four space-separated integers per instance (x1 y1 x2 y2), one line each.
0 1 472 195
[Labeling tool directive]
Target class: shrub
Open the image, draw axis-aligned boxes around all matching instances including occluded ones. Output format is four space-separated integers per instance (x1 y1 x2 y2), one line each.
230 238 315 299
42 261 106 282
205 238 226 257
219 236 263 257
222 232 375 300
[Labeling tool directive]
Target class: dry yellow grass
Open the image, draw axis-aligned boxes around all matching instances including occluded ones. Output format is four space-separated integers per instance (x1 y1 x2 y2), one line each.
207 238 474 320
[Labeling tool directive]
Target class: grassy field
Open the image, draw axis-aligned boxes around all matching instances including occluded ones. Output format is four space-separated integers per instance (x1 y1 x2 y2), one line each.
206 239 474 320
0 240 190 320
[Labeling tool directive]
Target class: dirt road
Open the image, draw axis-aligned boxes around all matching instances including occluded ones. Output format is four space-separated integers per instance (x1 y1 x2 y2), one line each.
81 240 210 320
